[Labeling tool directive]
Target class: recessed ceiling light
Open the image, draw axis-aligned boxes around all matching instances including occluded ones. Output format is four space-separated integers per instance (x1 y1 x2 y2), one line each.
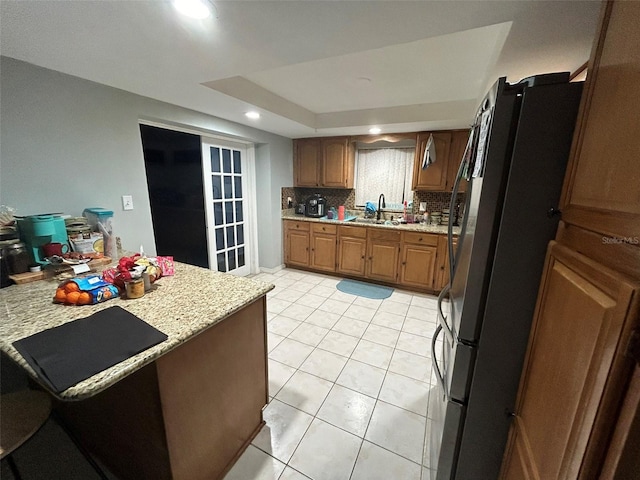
245 111 260 120
369 127 381 134
172 0 212 19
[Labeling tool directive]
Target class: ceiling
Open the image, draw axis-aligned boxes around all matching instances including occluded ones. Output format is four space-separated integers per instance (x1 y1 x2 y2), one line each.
0 0 601 139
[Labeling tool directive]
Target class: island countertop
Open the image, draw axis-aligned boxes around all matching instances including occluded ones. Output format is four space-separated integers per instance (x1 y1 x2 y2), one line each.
0 261 274 401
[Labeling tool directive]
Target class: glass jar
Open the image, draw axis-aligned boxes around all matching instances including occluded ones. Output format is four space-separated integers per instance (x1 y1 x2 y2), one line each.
5 241 30 275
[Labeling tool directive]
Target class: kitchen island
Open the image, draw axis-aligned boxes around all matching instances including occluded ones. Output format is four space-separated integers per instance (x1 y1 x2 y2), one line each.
0 261 274 480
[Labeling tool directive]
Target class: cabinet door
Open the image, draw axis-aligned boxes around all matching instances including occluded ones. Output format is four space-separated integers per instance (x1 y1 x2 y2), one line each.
447 130 469 193
412 132 451 191
399 244 437 289
321 137 351 188
310 233 336 272
294 139 320 187
500 242 640 480
436 235 458 291
286 230 309 267
560 0 640 242
337 236 367 276
366 241 399 282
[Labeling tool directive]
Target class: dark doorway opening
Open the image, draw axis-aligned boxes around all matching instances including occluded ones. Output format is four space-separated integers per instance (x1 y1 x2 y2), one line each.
140 125 208 268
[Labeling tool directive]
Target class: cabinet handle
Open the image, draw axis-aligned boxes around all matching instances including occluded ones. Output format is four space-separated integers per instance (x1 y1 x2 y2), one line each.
419 237 423 242
361 255 365 259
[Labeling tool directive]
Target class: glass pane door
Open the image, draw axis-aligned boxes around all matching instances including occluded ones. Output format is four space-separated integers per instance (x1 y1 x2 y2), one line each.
202 141 250 276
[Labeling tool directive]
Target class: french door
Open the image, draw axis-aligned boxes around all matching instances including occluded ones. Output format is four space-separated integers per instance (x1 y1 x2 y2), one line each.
202 139 252 276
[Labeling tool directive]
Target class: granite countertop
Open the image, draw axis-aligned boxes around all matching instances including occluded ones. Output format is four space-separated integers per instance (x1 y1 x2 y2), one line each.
0 261 274 401
282 209 461 236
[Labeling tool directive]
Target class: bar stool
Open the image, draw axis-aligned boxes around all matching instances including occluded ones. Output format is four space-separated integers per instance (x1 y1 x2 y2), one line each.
1 389 108 479
1 390 51 479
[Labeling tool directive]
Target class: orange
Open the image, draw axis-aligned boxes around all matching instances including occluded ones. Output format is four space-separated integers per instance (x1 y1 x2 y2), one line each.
64 282 80 294
54 288 66 303
77 292 92 305
66 291 80 304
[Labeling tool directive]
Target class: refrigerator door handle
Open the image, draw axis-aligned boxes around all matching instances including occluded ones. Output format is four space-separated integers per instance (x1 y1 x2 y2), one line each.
431 323 447 398
447 129 474 280
438 284 454 342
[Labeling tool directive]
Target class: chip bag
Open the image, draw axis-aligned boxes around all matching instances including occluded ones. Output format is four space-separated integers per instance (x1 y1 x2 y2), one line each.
53 275 119 305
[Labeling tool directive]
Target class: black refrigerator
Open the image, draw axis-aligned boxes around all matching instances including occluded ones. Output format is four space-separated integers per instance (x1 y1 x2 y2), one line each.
429 73 583 479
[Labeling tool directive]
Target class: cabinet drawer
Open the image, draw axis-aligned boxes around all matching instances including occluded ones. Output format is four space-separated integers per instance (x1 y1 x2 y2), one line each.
403 232 439 246
312 223 337 235
338 225 367 238
368 229 401 242
284 220 310 231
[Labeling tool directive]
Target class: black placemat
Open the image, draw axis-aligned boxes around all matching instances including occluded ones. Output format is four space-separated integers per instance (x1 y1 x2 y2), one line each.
13 306 168 393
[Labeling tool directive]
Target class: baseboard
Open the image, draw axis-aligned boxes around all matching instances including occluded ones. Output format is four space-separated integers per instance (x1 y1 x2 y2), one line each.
259 264 285 274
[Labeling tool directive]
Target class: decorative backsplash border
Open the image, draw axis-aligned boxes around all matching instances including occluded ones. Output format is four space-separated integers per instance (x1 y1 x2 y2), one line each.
282 187 465 216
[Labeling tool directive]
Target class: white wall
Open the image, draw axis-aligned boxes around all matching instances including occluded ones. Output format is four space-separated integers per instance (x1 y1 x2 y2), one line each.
0 57 293 269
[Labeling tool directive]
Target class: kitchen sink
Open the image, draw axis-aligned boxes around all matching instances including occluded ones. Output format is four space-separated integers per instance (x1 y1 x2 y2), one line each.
352 218 385 224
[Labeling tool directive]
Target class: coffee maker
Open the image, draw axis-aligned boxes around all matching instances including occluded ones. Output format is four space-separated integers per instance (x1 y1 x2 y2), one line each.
16 215 69 264
305 193 326 218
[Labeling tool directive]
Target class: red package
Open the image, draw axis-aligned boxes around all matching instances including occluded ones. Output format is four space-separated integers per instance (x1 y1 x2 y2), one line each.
156 256 175 276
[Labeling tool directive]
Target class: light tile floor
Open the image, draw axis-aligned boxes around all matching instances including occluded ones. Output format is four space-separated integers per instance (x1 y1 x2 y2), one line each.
224 268 445 480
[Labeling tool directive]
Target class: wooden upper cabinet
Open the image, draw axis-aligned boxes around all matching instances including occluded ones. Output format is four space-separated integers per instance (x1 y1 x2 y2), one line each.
293 136 354 188
293 138 321 187
412 132 452 191
560 0 640 241
321 137 354 188
447 130 470 193
500 242 640 480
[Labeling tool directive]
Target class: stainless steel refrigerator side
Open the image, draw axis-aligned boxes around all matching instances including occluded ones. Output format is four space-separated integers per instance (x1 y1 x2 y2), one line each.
453 81 584 480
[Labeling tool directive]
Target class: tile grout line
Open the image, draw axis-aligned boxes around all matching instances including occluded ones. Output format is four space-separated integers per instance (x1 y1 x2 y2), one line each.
264 269 439 479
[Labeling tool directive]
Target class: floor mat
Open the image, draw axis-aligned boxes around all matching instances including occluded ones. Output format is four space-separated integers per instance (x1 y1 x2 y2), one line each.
336 278 394 299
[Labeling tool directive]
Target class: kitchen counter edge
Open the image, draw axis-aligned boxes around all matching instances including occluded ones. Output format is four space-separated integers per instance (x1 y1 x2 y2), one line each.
0 261 274 401
282 211 461 235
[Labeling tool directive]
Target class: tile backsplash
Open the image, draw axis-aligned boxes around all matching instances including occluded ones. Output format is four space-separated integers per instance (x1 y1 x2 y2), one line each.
282 187 465 216
281 188 356 210
413 191 466 215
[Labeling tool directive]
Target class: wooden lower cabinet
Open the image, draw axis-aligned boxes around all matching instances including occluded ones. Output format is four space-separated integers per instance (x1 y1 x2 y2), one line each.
337 226 367 276
435 235 458 291
399 232 439 289
310 224 337 272
284 221 454 293
500 242 640 480
57 298 268 480
366 230 401 283
284 220 309 267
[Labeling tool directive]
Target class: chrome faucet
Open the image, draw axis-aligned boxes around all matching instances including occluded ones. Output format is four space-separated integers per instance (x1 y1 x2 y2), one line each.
377 193 386 221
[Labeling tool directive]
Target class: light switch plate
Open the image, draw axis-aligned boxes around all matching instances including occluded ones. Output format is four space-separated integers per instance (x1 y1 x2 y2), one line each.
122 195 134 211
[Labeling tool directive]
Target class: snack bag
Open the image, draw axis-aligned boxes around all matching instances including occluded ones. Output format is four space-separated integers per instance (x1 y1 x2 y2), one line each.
53 275 119 305
156 256 175 276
